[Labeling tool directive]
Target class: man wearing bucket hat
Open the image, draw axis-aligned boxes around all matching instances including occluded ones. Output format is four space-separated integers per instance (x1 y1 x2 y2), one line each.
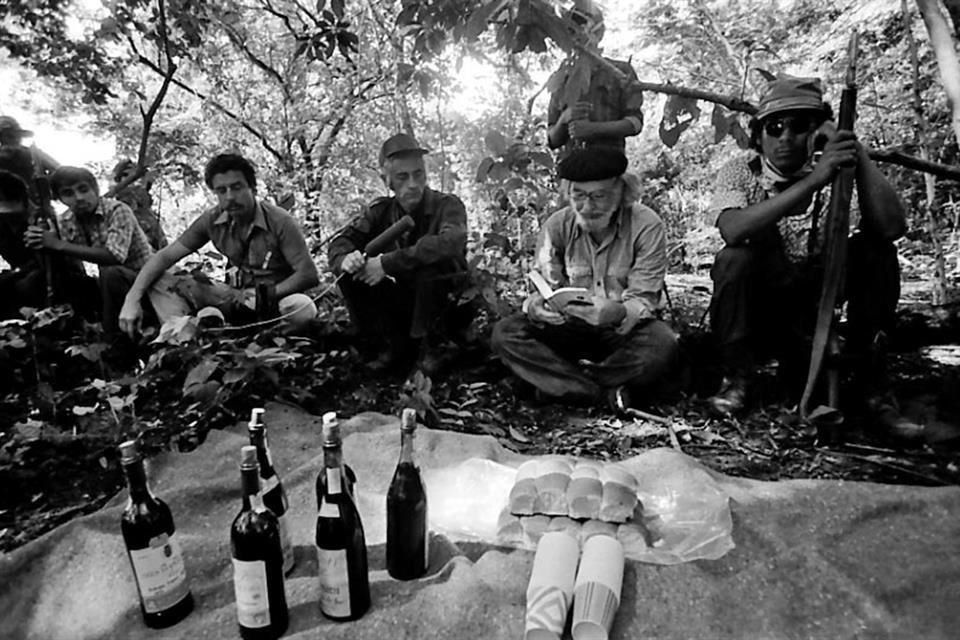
545 2 644 160
492 147 679 412
706 73 920 441
328 132 474 375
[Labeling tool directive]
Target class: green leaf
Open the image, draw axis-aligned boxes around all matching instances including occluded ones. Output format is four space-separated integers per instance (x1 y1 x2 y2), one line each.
466 0 504 40
659 94 701 148
711 105 730 144
330 0 345 18
475 156 495 182
484 130 508 156
183 357 218 394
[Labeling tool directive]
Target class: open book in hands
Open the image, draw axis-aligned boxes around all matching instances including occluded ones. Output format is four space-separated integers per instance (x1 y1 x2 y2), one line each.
527 271 626 327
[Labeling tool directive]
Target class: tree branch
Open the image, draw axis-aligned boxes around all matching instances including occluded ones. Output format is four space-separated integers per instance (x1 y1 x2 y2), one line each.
105 0 177 198
132 43 286 163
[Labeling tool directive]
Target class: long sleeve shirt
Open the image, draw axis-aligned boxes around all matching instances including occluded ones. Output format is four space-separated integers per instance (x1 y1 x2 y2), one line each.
328 187 467 277
536 203 666 319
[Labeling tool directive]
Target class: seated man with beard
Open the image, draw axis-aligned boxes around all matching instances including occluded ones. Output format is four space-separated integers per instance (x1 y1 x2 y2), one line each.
492 147 679 411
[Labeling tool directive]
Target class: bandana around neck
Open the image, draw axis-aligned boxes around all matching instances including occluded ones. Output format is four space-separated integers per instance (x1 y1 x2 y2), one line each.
759 154 813 193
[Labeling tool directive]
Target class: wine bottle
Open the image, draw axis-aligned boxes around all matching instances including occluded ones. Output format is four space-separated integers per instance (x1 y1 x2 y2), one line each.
315 420 370 621
231 445 289 640
314 411 357 506
386 408 430 580
248 408 294 575
119 439 194 629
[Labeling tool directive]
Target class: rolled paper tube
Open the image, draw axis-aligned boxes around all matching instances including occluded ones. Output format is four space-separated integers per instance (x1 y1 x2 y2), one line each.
510 460 541 515
579 519 617 544
535 458 573 516
572 535 625 640
521 514 551 545
546 516 582 540
496 506 524 545
525 531 580 640
599 464 638 523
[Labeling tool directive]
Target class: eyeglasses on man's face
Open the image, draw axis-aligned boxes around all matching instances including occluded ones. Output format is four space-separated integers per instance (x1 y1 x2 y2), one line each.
762 116 817 137
570 181 620 206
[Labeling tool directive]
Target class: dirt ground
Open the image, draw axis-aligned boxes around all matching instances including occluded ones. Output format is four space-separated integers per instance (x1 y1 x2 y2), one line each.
1 274 958 553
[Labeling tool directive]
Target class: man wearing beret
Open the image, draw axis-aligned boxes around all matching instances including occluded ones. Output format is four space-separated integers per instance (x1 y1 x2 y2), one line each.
328 133 473 374
492 147 679 411
706 73 920 440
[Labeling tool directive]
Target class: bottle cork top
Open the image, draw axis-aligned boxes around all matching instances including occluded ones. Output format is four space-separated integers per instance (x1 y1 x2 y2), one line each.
248 407 265 430
401 408 418 432
321 412 340 445
119 440 139 464
240 445 258 469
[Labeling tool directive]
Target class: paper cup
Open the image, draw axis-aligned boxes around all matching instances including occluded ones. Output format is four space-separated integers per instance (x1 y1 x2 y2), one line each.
525 531 580 640
571 535 625 640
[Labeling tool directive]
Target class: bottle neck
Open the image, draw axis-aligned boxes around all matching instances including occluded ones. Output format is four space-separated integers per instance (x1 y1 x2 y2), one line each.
241 467 262 510
398 429 416 465
323 442 343 471
123 459 152 502
249 429 275 476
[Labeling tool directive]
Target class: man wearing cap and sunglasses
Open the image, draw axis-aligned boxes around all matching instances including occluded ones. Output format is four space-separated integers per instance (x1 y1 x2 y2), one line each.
707 74 920 441
328 133 473 375
492 147 679 412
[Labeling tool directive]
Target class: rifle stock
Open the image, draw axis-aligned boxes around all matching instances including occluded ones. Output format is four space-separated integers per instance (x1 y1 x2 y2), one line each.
799 33 859 418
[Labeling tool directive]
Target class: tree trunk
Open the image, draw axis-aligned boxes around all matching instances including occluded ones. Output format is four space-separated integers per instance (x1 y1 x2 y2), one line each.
906 0 947 305
915 0 960 148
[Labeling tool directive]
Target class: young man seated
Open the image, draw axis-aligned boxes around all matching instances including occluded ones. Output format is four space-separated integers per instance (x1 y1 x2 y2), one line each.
0 167 96 319
22 166 152 332
706 74 921 441
119 153 319 337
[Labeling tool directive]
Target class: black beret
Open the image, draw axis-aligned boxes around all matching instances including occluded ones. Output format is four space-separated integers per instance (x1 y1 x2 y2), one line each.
557 147 628 181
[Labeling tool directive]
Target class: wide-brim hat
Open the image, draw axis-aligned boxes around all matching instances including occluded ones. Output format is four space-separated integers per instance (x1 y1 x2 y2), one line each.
379 133 429 166
756 74 825 120
557 147 628 182
0 116 33 138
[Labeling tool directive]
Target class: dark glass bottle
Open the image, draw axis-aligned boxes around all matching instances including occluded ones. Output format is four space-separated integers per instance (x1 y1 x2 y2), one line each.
386 408 430 580
119 439 194 629
248 408 294 575
315 420 370 621
231 445 289 640
314 411 357 506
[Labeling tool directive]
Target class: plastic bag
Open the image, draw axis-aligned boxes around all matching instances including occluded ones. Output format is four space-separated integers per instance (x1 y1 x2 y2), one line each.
424 448 734 565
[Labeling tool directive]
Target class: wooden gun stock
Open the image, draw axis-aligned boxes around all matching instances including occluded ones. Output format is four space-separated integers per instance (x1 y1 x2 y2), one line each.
363 215 415 257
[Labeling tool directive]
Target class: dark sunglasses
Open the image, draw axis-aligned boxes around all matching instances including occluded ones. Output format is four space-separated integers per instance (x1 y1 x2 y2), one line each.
762 116 816 137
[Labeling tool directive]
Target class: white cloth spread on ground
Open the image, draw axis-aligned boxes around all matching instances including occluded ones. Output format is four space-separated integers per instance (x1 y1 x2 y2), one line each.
2 403 960 639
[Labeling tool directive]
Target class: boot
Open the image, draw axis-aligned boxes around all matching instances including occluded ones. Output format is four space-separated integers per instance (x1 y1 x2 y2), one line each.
708 375 747 415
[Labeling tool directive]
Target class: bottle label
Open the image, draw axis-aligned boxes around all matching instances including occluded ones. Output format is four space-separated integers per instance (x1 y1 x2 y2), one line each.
278 514 294 574
261 473 280 497
316 547 350 617
232 558 271 628
128 533 190 614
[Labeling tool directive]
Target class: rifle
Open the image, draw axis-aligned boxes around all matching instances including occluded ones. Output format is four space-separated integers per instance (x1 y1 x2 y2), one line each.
29 145 57 306
799 32 859 419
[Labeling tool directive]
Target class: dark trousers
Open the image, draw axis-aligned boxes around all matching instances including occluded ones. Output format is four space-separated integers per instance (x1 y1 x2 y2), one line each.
709 233 900 387
338 267 474 351
491 314 680 399
0 264 99 320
